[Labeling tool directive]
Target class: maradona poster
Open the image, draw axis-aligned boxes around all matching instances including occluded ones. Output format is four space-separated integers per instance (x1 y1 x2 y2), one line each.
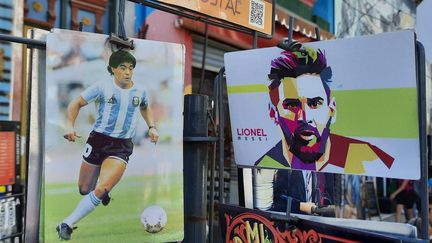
45 29 184 242
225 30 420 179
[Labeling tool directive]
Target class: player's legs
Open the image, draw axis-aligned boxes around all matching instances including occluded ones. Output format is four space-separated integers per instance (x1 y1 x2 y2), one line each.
78 161 100 195
93 157 126 199
57 131 131 240
57 158 125 240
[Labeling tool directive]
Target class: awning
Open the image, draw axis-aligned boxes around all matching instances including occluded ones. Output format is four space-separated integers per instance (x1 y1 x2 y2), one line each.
275 7 334 41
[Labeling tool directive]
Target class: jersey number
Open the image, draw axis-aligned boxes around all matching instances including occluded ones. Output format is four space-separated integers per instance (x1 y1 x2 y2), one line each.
83 143 93 158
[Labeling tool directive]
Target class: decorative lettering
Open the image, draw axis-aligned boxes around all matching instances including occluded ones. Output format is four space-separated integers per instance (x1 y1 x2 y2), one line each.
224 212 324 243
200 0 241 15
225 0 235 15
237 128 267 137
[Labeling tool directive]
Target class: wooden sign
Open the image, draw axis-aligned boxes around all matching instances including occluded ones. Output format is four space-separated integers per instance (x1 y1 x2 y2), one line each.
157 0 274 35
219 204 399 243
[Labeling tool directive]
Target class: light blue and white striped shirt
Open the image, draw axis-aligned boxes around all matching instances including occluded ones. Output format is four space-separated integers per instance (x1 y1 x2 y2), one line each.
81 80 148 139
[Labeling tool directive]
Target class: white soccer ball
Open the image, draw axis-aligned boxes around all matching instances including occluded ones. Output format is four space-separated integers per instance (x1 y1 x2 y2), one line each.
140 205 167 233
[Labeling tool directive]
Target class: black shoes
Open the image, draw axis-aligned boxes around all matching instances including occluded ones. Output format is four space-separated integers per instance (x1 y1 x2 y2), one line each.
56 223 73 241
101 193 111 206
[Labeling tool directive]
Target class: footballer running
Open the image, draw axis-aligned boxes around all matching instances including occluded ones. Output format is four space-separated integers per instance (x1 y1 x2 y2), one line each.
56 49 159 240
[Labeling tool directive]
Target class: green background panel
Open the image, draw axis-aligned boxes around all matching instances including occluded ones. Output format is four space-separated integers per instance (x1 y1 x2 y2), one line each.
331 88 419 138
227 84 267 93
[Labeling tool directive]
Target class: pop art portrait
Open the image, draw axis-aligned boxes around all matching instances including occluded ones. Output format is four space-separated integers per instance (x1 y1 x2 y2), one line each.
225 30 420 179
254 44 394 173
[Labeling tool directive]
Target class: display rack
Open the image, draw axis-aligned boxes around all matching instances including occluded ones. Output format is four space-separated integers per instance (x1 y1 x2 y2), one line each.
0 121 24 242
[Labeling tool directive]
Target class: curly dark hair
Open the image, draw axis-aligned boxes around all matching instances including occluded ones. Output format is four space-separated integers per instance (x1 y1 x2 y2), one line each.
107 49 136 75
268 45 332 106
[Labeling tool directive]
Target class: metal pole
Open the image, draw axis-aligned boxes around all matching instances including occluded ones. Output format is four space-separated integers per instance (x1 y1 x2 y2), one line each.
250 30 258 209
60 0 67 29
23 29 35 243
288 16 294 43
0 34 46 49
183 94 209 243
209 142 216 243
118 0 127 39
218 67 225 204
416 41 429 241
252 31 258 49
198 23 209 94
314 26 321 41
208 75 219 243
252 168 258 209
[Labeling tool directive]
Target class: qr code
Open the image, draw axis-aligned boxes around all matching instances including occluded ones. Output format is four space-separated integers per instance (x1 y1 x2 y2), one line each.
249 0 265 28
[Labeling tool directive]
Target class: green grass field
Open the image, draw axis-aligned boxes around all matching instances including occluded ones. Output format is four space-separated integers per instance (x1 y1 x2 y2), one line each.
43 174 184 243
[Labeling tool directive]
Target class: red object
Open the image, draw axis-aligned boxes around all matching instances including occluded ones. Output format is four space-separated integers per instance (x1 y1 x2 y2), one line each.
327 134 394 170
0 132 16 185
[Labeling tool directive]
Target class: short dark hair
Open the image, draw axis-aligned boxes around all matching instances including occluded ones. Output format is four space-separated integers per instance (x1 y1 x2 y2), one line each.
268 45 332 106
107 50 136 75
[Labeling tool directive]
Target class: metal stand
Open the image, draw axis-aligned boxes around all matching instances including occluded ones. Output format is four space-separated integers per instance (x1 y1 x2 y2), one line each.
198 23 209 94
183 94 210 243
108 0 134 49
268 196 299 232
416 41 429 241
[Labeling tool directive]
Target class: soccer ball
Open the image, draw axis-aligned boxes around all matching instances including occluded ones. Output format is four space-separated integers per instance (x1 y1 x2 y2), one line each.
140 205 167 233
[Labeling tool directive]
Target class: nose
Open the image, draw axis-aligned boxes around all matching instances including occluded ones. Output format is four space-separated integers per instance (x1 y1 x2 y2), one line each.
298 104 312 124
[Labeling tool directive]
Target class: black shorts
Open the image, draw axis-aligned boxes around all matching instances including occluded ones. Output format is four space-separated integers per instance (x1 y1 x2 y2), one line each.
394 190 419 209
82 131 134 166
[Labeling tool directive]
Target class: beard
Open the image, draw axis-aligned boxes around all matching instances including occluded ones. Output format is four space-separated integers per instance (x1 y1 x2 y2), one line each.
290 132 324 163
280 120 330 164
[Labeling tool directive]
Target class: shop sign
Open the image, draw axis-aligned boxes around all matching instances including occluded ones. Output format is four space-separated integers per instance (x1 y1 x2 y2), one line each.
158 0 273 35
219 204 399 243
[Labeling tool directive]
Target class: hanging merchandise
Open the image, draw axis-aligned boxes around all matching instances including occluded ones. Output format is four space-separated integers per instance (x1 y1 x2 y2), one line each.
225 30 420 180
44 29 185 242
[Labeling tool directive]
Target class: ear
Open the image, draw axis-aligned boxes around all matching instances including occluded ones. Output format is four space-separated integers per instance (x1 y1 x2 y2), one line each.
107 66 114 75
268 102 279 124
329 97 336 124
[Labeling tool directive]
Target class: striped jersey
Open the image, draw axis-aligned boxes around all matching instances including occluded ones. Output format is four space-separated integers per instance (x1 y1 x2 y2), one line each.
81 80 148 139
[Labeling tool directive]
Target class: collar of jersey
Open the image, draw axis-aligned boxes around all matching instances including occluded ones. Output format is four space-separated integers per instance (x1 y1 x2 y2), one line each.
113 79 135 91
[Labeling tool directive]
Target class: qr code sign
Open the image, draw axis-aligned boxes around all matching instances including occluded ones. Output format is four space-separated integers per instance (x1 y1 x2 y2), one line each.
249 0 265 28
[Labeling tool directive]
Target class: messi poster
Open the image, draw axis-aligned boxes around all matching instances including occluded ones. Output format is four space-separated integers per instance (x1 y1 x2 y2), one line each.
44 29 184 242
225 30 419 179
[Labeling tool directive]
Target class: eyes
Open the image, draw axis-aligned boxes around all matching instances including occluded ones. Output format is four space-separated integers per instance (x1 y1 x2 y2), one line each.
283 100 301 110
282 97 324 111
308 98 323 109
120 66 134 71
